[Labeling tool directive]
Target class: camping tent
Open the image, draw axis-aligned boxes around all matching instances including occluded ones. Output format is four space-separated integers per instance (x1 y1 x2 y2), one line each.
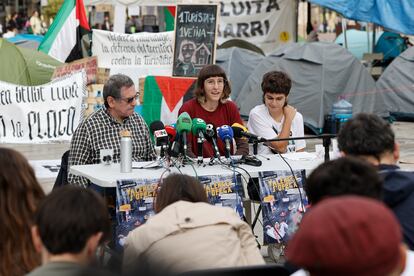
0 38 63 86
335 29 382 60
376 46 414 119
216 47 265 102
236 42 387 131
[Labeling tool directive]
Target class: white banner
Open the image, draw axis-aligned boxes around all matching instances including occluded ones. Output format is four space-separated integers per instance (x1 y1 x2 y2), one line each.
217 0 296 54
0 72 86 143
92 30 174 76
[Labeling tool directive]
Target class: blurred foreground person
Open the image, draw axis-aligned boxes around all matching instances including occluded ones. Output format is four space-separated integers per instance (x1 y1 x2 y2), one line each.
287 196 408 276
338 113 414 250
123 174 264 275
28 186 112 276
0 148 45 276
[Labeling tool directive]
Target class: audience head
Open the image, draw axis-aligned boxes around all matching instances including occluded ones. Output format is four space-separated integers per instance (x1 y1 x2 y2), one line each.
32 186 110 264
261 70 292 105
195 64 231 104
338 113 397 164
305 156 383 205
155 174 208 213
103 73 135 109
0 147 45 275
286 196 405 276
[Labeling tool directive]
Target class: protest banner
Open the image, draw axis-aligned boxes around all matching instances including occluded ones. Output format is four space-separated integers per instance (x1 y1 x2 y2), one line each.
92 29 174 76
172 4 219 77
258 169 308 244
218 0 296 54
52 56 98 85
0 71 86 143
115 173 243 249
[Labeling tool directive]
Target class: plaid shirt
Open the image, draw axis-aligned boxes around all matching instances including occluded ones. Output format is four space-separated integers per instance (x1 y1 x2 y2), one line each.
68 108 156 187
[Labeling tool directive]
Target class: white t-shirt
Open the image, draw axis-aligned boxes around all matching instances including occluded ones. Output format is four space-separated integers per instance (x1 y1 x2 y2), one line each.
247 104 306 154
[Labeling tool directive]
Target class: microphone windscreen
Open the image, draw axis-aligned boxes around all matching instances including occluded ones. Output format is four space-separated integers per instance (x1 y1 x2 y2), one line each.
176 112 192 133
231 126 243 138
205 123 216 138
217 125 234 141
231 122 248 132
191 118 207 135
150 120 165 134
165 125 177 142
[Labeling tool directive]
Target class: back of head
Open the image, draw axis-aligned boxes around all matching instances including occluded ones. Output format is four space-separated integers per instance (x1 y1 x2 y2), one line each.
286 196 403 276
305 156 383 204
338 113 395 159
261 70 292 95
0 147 45 275
155 174 208 213
103 74 134 108
34 186 110 254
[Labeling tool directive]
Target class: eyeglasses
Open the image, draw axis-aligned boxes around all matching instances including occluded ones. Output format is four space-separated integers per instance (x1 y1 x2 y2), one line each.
116 92 140 104
205 78 225 86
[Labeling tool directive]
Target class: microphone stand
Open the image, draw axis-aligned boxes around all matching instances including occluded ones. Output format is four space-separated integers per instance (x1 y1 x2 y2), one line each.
259 134 336 162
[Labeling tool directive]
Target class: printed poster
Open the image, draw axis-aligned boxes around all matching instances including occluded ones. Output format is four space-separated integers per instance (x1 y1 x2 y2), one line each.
258 170 308 244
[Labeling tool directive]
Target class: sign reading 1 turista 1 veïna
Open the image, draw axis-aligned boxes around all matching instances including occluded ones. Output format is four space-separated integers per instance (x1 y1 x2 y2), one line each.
0 72 85 142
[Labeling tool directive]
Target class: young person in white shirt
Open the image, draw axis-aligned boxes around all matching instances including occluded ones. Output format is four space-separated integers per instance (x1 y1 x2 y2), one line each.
247 71 305 154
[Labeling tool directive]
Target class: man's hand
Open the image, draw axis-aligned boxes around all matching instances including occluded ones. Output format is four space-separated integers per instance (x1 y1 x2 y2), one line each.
284 105 297 121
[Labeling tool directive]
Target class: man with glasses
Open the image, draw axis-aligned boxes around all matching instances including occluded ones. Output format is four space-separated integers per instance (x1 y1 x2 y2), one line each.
68 74 156 187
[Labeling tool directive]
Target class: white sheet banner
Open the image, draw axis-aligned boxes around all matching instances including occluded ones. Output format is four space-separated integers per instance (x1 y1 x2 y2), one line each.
217 0 296 54
0 71 86 143
92 29 174 76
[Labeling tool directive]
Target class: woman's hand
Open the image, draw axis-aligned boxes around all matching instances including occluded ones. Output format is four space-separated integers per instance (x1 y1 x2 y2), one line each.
283 105 296 121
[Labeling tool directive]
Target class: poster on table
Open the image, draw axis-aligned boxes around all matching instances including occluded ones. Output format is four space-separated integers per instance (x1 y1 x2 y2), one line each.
115 173 244 248
258 169 308 244
92 29 174 77
217 0 296 54
172 4 219 77
0 71 86 143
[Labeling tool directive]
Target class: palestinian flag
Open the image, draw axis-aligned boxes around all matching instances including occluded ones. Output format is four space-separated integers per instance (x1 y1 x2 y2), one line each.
164 6 176 31
38 0 90 62
142 76 195 126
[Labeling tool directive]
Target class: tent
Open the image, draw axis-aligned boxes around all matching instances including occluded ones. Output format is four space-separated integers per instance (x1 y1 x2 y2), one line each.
376 46 414 120
0 38 63 86
236 42 387 131
215 47 265 102
7 34 44 49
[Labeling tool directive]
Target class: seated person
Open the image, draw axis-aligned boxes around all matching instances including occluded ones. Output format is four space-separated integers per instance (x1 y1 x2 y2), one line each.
0 148 45 275
68 74 156 187
178 64 249 158
286 196 408 276
28 186 112 276
338 113 414 250
247 71 305 154
123 174 264 274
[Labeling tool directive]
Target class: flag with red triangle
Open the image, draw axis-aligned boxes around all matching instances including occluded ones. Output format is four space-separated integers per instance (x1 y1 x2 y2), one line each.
142 76 195 126
38 0 90 62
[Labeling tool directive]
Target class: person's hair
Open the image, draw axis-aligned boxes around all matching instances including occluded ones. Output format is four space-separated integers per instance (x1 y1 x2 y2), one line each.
178 39 196 63
34 186 110 254
155 174 208 213
338 113 395 161
194 64 231 104
305 156 383 204
103 74 134 108
0 148 45 275
261 71 292 103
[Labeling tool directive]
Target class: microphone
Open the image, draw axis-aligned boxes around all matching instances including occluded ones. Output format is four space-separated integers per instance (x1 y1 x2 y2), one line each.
192 118 207 163
165 125 177 143
205 124 220 159
149 121 169 157
217 125 234 158
231 123 266 142
176 112 192 156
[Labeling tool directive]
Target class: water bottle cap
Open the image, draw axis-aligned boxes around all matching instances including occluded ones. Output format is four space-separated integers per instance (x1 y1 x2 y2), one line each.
120 129 131 137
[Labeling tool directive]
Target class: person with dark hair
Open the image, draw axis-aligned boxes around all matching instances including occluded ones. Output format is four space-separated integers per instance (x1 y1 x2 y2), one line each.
68 74 156 187
305 156 383 205
337 113 414 250
123 174 264 274
178 64 249 158
0 148 45 276
286 196 408 276
28 186 111 276
247 71 305 154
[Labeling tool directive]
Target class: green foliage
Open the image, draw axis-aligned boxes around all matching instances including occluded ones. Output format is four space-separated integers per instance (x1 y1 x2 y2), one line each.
42 0 65 23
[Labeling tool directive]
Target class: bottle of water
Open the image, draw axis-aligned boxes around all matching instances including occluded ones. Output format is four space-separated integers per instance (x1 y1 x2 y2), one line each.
332 97 352 129
120 130 132 173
